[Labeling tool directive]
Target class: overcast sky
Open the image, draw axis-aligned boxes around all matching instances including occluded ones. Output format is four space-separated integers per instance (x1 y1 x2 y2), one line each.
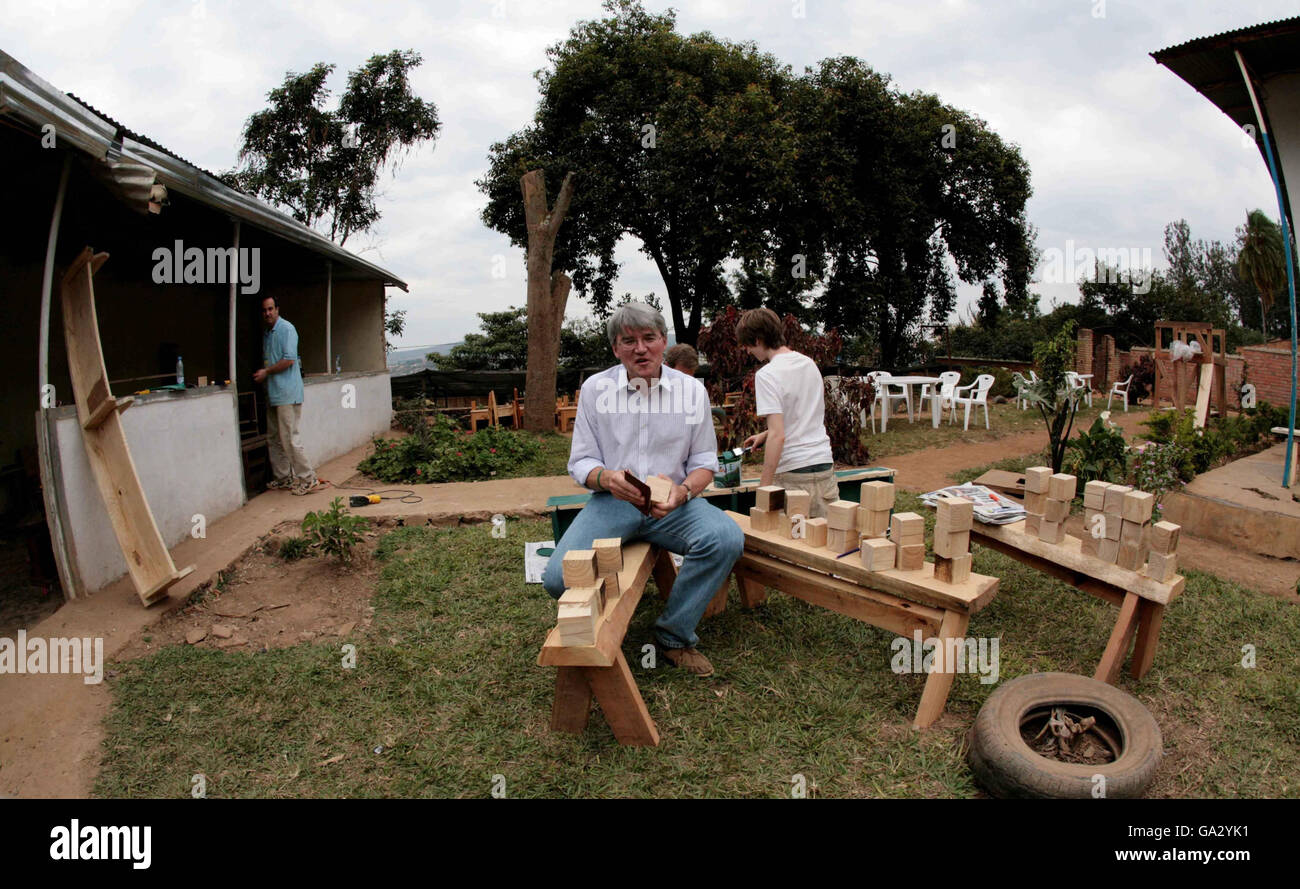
4 0 1295 347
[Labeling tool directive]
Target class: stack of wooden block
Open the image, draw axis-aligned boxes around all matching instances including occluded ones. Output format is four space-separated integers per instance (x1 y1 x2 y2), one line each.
890 511 925 571
932 496 973 583
858 481 894 539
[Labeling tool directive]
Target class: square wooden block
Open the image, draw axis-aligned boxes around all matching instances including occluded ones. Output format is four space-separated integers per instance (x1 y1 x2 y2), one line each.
1099 538 1120 563
591 538 623 577
861 481 896 511
1038 520 1064 545
1048 473 1077 502
1023 513 1042 535
934 528 970 558
784 489 811 518
935 496 974 532
1083 480 1109 509
934 552 972 584
1143 550 1178 583
756 485 785 512
1023 491 1047 515
860 508 891 538
1103 484 1132 514
828 527 852 553
889 512 925 545
804 516 828 548
896 542 925 571
860 537 896 570
1150 521 1181 554
1121 490 1155 524
1024 466 1053 494
1044 498 1071 524
750 506 781 533
827 500 859 531
562 550 598 588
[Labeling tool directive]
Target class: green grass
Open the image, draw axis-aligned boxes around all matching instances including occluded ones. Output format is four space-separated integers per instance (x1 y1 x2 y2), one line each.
96 495 1300 798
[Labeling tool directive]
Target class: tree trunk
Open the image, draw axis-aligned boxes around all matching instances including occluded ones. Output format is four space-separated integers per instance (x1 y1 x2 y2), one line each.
520 169 576 433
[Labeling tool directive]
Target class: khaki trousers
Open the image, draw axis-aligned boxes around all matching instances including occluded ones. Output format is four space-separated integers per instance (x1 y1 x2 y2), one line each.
267 403 314 483
773 467 840 519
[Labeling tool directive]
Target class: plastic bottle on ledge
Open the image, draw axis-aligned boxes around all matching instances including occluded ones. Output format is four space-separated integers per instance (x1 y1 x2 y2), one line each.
176 355 184 388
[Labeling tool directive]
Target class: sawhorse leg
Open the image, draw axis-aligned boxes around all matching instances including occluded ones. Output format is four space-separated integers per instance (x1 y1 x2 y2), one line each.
583 650 660 746
1094 591 1141 685
913 609 970 729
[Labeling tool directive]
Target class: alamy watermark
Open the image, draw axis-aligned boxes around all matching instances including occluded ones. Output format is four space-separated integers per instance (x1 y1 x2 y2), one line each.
152 239 261 294
1039 240 1152 295
0 631 104 684
890 630 999 684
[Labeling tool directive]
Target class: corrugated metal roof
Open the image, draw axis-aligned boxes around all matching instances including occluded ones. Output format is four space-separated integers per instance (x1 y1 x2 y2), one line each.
0 49 408 290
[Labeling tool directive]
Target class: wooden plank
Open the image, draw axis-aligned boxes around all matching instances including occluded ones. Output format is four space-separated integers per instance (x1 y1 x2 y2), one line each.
913 609 971 729
1194 361 1213 428
61 249 193 605
583 650 659 746
1129 600 1166 680
970 520 1182 605
538 542 656 667
727 511 998 615
734 552 943 637
550 666 592 733
1094 592 1141 684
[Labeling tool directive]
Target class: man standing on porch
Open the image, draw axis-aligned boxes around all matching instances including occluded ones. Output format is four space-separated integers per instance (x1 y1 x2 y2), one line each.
542 302 744 677
255 296 319 495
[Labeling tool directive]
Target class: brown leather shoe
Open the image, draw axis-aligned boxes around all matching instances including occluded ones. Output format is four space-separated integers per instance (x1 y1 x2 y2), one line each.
660 645 714 677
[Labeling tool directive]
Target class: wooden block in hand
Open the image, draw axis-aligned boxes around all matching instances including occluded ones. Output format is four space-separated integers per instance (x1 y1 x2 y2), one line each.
591 538 623 577
935 496 974 532
860 537 895 570
1044 498 1071 523
1083 480 1109 509
1121 489 1155 524
860 507 891 538
756 485 786 512
896 542 925 571
933 528 970 558
1099 538 1120 563
1143 550 1179 582
750 506 780 533
860 480 896 510
561 550 598 588
1149 521 1181 554
889 512 924 545
828 527 851 553
827 500 858 531
1023 513 1042 535
1103 484 1132 514
1117 541 1142 571
1048 473 1077 502
804 516 828 548
784 489 811 518
1023 491 1046 515
1024 466 1052 494
934 553 972 584
1038 519 1064 544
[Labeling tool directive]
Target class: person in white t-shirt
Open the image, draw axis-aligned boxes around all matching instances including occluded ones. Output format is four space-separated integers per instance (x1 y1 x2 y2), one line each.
736 308 839 519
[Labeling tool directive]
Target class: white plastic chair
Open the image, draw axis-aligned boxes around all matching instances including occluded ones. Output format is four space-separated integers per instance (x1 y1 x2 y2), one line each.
867 371 911 432
921 371 961 420
949 373 995 430
1065 371 1093 407
1107 374 1133 412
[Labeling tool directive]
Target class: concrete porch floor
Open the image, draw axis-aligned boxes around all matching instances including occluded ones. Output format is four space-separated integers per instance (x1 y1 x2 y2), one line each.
0 438 583 798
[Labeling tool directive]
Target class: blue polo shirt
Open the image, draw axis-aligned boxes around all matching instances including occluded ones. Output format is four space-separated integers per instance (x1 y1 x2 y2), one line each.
262 317 304 406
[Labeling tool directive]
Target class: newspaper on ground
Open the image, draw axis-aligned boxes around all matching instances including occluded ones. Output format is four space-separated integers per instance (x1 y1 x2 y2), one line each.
920 483 1025 525
525 541 555 583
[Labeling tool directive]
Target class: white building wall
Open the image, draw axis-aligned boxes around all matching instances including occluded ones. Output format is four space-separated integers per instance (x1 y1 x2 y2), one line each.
298 371 392 467
51 387 244 593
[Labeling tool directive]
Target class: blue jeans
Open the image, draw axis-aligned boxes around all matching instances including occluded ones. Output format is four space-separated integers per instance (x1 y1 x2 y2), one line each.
542 492 745 650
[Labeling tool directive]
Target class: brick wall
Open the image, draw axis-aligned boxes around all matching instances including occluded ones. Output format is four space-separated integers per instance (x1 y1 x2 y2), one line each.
1240 343 1298 409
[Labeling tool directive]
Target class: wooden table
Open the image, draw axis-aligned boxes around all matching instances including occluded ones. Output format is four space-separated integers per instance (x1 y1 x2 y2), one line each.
724 511 999 728
969 520 1184 684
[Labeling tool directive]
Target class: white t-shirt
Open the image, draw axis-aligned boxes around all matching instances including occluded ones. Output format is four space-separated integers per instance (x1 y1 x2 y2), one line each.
754 351 833 473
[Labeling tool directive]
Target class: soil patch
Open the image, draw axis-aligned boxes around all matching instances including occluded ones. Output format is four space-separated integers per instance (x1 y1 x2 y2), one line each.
117 522 383 660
